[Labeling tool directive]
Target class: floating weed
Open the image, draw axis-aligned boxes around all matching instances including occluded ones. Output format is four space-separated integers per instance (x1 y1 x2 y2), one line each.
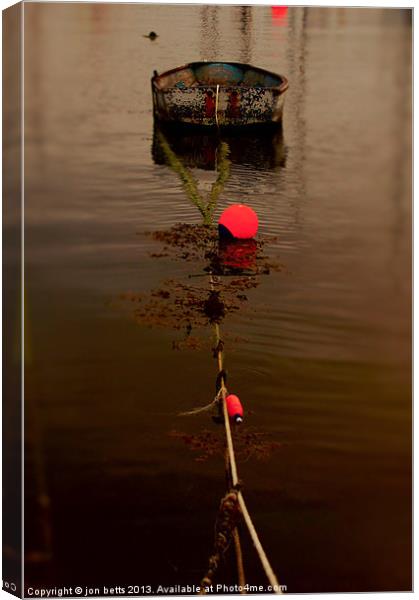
172 335 208 352
119 279 251 334
150 223 218 261
120 225 285 349
148 223 286 275
170 428 282 463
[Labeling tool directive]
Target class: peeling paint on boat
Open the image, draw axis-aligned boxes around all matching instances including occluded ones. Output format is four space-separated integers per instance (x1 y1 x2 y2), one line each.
151 61 288 128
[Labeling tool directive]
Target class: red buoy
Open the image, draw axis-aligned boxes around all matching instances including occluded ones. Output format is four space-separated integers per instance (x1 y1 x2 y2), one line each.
226 394 244 424
218 204 258 240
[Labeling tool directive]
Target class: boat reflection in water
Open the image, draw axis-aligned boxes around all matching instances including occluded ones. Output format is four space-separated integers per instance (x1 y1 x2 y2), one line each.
152 122 286 171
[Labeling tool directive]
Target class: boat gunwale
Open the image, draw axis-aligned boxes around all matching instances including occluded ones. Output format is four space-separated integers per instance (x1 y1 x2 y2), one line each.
151 61 289 95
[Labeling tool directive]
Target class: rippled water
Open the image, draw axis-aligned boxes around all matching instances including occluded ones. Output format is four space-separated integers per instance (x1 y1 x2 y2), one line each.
23 4 411 593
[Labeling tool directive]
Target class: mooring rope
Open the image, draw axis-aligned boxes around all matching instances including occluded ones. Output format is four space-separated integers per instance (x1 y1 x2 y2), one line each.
210 274 283 594
232 526 246 591
157 128 281 591
177 390 221 417
156 128 229 225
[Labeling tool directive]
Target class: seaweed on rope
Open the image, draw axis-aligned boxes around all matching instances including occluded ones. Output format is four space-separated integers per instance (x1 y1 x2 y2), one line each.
155 129 231 226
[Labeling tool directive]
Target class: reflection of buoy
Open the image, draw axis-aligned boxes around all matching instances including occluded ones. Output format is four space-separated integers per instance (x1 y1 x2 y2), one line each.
219 238 257 271
226 394 244 424
219 204 258 240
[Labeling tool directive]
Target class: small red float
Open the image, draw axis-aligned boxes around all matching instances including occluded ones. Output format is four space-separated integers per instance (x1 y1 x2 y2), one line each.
226 394 244 424
218 204 259 240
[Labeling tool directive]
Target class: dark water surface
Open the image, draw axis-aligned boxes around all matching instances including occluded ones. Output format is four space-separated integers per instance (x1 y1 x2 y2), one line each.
23 4 411 593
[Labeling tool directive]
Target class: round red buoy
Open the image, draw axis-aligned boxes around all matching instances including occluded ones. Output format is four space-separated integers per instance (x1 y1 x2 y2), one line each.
218 204 258 240
226 394 244 424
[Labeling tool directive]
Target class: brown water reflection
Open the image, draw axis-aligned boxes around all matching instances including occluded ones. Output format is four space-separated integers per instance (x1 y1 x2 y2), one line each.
152 124 286 171
20 4 411 594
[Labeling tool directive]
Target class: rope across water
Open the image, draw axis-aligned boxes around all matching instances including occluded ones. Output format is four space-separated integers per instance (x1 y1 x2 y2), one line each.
157 129 283 592
210 275 283 594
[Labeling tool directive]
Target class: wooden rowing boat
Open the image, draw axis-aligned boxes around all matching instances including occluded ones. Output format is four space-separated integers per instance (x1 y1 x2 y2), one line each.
151 62 289 128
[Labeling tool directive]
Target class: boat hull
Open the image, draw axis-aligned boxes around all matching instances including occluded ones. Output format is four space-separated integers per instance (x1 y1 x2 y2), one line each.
151 62 288 128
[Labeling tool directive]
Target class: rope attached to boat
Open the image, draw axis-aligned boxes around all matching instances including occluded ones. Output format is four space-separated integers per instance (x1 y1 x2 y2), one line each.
215 84 220 128
160 132 282 590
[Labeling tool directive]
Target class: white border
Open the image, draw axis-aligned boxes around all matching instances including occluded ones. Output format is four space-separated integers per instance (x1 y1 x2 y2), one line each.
0 2 414 600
